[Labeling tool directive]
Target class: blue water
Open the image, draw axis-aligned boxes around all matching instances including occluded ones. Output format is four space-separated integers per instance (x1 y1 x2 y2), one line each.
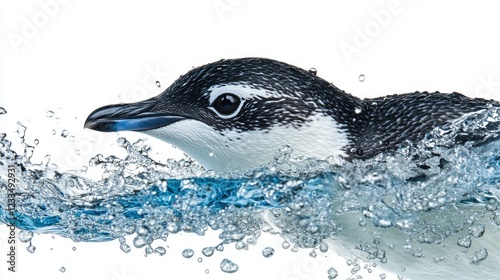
1 107 500 278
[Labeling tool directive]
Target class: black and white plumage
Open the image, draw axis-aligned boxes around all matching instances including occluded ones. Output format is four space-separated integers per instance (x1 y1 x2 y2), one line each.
84 58 498 172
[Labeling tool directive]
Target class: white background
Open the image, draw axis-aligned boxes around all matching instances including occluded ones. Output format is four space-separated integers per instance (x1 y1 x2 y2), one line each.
1 1 500 279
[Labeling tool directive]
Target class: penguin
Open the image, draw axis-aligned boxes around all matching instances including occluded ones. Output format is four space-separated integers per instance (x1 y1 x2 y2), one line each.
84 58 499 172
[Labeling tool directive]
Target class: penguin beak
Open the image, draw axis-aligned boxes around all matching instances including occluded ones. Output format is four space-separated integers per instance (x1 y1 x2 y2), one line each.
84 98 187 132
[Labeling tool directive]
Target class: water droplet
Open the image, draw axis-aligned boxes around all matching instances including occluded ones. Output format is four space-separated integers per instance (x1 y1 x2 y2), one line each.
166 222 179 233
157 179 168 192
355 107 362 114
120 242 131 253
46 110 54 117
145 245 153 255
72 246 77 251
133 236 149 248
17 122 26 138
155 246 166 256
61 129 69 138
202 247 214 257
27 243 36 253
68 136 75 142
216 244 224 251
51 129 56 135
137 226 150 236
309 249 317 258
485 199 498 211
262 247 275 258
19 230 34 243
59 267 66 273
472 248 488 264
308 68 317 76
380 273 387 279
33 139 39 145
457 235 472 248
156 81 161 87
205 269 210 274
220 259 239 273
469 224 485 238
235 241 247 250
282 241 290 249
319 242 329 253
327 267 338 279
0 107 7 114
182 248 194 258
358 74 366 82
74 149 81 155
209 152 214 157
197 257 203 263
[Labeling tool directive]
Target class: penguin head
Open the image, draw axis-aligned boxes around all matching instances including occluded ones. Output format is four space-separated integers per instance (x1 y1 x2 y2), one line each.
85 58 354 172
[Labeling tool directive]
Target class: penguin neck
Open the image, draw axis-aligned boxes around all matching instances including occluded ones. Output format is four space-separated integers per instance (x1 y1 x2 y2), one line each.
351 91 495 159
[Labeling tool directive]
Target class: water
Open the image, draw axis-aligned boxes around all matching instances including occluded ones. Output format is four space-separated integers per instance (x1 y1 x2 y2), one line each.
1 107 500 278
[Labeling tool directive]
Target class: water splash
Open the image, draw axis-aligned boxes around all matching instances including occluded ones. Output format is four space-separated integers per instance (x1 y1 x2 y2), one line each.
1 107 500 278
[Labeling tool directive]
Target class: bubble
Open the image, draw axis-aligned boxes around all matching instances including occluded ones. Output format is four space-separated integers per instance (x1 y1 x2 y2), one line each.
46 110 55 117
156 81 161 87
202 247 214 257
358 74 366 82
19 230 34 243
262 247 275 258
327 267 338 279
182 248 194 258
220 259 239 273
0 107 7 114
308 68 317 76
59 267 66 273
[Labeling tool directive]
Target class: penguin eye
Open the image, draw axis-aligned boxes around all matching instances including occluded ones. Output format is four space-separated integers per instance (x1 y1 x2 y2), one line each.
212 93 241 116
